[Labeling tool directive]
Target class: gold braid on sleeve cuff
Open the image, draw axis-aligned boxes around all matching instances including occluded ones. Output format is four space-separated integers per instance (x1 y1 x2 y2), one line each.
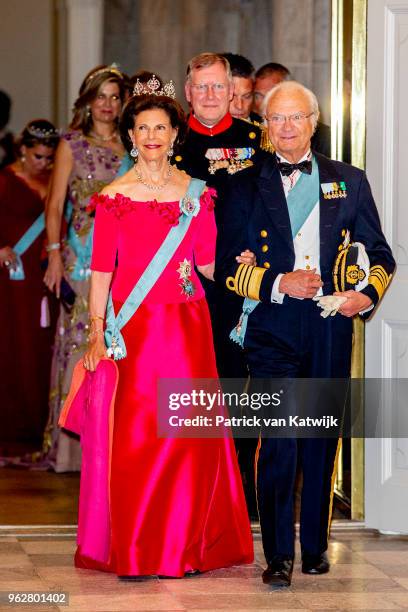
332 248 348 292
226 264 266 300
367 265 392 300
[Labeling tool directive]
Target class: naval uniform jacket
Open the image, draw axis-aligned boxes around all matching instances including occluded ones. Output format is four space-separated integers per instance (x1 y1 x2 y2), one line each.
215 151 395 560
215 151 395 339
215 153 395 378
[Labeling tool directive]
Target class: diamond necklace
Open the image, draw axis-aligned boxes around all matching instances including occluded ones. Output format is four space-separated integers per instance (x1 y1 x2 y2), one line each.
134 163 173 191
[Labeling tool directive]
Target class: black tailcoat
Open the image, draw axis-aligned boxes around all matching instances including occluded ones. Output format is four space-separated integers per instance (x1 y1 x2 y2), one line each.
175 116 263 379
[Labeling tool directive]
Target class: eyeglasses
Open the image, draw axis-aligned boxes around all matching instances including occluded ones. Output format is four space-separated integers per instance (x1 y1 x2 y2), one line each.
265 112 315 125
190 83 227 94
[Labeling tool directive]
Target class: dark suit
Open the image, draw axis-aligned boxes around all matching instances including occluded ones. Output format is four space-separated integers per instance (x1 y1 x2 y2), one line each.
215 152 395 559
312 123 331 158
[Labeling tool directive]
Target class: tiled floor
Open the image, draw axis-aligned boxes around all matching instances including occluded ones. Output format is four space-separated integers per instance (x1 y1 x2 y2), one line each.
0 530 407 611
0 467 348 527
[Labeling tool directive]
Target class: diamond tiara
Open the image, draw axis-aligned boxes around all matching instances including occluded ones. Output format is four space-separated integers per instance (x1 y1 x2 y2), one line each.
26 126 60 140
133 75 176 99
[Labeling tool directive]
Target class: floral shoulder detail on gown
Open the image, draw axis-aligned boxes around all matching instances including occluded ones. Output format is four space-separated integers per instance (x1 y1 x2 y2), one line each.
86 193 138 218
200 187 217 211
87 187 217 223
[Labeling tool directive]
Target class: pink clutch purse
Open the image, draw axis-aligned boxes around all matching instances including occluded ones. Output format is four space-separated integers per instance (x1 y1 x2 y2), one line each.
59 358 119 563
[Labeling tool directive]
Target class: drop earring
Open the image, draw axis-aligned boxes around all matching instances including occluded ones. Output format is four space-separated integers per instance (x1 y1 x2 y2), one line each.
168 142 174 158
130 145 139 160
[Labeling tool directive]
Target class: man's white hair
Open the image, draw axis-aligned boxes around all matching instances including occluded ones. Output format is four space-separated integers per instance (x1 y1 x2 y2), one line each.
262 81 320 129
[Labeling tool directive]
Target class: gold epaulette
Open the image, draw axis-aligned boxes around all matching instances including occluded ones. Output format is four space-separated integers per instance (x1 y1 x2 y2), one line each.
237 117 274 152
226 264 266 300
367 265 392 300
240 117 260 128
261 128 274 153
253 123 275 153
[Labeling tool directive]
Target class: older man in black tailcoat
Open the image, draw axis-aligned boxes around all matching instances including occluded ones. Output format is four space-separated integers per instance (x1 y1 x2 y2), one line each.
174 52 264 380
175 53 266 519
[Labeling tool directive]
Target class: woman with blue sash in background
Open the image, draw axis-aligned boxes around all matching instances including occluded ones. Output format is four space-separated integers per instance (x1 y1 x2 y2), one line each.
67 81 255 576
42 65 126 472
0 120 59 456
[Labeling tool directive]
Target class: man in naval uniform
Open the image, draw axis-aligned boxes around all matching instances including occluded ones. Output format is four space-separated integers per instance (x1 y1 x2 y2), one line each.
215 80 395 588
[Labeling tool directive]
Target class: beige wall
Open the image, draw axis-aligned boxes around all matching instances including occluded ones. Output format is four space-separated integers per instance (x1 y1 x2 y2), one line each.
0 0 331 134
103 0 331 123
0 0 55 134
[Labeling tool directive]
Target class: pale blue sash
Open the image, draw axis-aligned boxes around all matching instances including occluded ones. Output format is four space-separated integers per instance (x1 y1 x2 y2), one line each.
230 298 259 347
68 223 94 281
68 156 132 280
230 156 319 348
117 154 133 176
9 214 46 280
65 198 95 281
286 156 319 238
9 200 74 281
105 178 205 359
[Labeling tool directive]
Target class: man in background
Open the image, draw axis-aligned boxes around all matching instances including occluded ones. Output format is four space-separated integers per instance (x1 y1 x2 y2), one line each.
221 53 261 122
254 62 331 157
253 62 291 116
175 51 262 374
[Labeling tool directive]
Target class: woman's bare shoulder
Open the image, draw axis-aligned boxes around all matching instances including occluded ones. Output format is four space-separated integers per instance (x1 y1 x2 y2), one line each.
100 170 134 197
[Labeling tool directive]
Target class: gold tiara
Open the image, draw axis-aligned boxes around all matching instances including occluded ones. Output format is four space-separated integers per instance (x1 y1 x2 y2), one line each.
133 74 176 99
85 63 124 85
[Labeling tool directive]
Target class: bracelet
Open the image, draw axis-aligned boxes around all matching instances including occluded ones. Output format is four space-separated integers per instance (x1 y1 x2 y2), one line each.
45 242 61 252
90 315 104 323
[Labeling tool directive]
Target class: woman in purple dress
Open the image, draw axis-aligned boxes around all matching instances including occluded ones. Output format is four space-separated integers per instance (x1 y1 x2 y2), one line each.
42 65 126 471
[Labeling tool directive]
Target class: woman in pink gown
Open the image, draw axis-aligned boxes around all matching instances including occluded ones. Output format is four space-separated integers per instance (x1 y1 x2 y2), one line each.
77 84 254 577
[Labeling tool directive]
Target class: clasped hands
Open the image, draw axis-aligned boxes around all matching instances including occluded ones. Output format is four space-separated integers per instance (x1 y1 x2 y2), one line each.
279 269 372 317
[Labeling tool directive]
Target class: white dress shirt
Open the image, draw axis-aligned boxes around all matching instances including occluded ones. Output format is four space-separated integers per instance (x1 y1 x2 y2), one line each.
271 151 322 303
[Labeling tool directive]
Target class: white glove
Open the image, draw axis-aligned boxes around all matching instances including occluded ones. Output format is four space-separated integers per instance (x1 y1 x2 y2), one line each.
313 295 347 318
